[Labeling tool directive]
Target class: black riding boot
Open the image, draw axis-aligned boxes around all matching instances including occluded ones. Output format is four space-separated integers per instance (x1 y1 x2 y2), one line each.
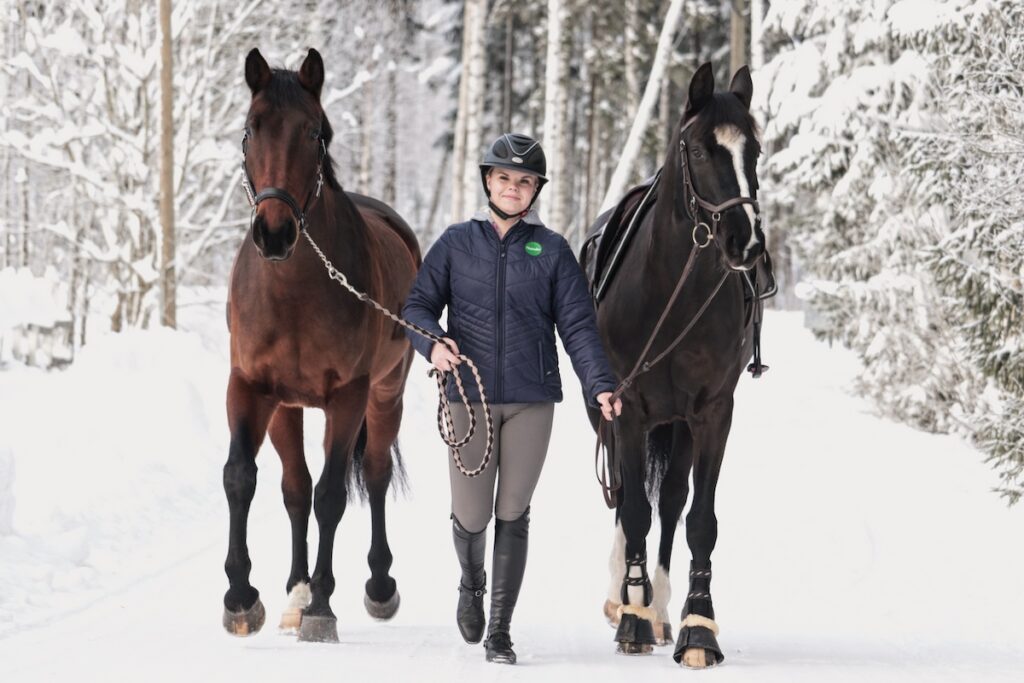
452 516 487 644
484 508 529 664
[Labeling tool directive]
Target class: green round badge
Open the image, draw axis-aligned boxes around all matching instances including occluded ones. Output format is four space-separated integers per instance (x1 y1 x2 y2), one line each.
525 241 543 256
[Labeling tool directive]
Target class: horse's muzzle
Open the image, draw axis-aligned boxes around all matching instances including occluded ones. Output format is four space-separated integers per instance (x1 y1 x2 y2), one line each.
721 217 764 271
252 214 298 261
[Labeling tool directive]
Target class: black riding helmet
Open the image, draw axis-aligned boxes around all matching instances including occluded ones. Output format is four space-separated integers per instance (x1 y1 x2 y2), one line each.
479 133 548 219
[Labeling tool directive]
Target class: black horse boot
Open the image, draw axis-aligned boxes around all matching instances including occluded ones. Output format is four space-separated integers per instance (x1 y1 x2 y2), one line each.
484 508 529 664
452 516 487 644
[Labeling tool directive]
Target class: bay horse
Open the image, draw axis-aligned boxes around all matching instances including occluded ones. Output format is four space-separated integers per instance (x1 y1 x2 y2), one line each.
580 63 765 668
222 48 420 643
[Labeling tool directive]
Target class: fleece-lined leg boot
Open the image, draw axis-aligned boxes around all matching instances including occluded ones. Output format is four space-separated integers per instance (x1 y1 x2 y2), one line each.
484 508 529 664
452 516 487 644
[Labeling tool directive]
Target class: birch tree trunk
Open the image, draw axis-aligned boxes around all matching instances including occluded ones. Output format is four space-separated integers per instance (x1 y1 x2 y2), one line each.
750 0 764 73
599 0 684 213
461 0 488 215
730 0 748 76
542 0 569 230
384 61 397 206
159 0 176 328
451 0 485 222
624 0 641 121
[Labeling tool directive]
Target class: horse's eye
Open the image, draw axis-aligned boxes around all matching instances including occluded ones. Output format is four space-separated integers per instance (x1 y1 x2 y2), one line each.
692 148 705 161
308 129 319 140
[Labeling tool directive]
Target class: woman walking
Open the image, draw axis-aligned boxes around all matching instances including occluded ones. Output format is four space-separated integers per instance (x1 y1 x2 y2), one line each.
402 133 621 664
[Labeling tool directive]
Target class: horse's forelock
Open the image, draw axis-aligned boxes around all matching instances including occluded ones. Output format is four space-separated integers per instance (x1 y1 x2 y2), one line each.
252 69 341 192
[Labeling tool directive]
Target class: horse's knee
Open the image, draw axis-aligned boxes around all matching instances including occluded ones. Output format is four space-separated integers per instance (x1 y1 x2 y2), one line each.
313 480 347 523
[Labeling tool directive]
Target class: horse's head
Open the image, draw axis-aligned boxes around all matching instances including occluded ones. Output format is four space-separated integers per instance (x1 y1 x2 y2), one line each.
242 48 336 261
677 63 765 272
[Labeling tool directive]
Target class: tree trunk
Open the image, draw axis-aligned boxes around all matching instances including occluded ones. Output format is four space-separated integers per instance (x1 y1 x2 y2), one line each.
624 0 641 121
542 0 569 231
359 73 375 195
427 146 451 240
730 0 748 76
461 0 487 216
502 11 514 133
599 0 685 213
384 61 398 206
749 0 765 72
451 0 481 222
159 0 176 329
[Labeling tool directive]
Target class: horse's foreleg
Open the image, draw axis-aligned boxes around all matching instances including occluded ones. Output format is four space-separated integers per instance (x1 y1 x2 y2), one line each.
222 374 276 636
268 406 312 632
298 378 369 643
674 399 731 668
653 421 693 646
614 420 657 655
361 384 403 620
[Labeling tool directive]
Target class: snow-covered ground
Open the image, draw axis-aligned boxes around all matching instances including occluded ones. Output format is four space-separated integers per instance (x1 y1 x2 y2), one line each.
1 303 1022 682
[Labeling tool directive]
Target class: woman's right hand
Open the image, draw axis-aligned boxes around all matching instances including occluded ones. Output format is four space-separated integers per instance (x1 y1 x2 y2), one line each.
430 338 462 372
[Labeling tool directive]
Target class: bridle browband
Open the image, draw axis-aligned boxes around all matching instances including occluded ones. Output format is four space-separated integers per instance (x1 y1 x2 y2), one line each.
677 116 761 249
240 122 327 231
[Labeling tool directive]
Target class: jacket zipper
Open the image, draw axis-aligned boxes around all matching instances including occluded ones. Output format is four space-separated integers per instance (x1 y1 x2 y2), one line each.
495 237 509 402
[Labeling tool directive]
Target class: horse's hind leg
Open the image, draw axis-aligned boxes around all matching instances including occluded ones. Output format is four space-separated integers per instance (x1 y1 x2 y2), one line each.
268 406 312 632
299 378 369 643
674 398 732 669
222 373 277 636
613 419 658 655
652 421 694 646
360 378 404 620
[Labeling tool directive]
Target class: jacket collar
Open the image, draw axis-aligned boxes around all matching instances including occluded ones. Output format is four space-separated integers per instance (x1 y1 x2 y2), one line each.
471 206 545 227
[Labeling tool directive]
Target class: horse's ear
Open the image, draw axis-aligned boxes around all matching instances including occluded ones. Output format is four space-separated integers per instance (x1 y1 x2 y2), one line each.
729 65 753 110
245 48 271 95
685 62 715 117
298 48 324 99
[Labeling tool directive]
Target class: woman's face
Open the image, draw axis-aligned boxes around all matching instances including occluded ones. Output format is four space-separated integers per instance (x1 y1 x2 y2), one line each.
486 167 539 216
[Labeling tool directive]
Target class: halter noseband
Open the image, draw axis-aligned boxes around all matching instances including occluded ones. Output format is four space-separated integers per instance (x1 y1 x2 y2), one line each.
677 116 761 248
241 123 327 231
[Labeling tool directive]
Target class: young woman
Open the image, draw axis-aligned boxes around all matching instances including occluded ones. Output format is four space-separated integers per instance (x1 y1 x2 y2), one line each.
402 133 621 664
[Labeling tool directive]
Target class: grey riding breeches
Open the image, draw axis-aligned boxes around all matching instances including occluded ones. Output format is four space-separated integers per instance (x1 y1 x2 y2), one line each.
448 402 555 533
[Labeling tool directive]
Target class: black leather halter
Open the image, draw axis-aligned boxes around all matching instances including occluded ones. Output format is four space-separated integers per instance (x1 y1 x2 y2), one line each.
240 124 326 230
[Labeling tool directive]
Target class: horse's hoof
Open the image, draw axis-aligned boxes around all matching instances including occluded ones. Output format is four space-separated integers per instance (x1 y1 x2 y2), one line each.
279 607 303 633
680 648 720 669
616 641 654 655
655 622 673 646
364 589 401 621
603 599 621 627
673 624 724 668
614 612 657 655
297 614 339 643
222 598 266 636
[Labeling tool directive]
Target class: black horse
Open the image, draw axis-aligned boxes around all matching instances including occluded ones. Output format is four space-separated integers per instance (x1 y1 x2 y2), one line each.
580 63 766 668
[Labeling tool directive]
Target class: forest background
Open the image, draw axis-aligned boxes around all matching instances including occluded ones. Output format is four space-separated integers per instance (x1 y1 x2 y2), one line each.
1 0 1021 503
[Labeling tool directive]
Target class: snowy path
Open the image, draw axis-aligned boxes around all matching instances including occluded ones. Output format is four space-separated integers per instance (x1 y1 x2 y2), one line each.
1 311 1022 681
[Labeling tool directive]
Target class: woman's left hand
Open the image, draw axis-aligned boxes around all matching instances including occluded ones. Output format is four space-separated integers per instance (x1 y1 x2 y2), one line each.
596 392 622 421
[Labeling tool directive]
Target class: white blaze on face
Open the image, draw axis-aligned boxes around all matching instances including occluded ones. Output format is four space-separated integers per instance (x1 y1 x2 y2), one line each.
713 124 760 258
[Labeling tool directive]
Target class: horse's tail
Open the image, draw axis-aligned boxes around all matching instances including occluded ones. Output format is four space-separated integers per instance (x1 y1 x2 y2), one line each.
644 423 674 505
347 420 409 501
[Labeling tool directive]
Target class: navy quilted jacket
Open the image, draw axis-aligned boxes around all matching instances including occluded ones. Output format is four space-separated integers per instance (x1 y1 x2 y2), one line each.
402 210 617 406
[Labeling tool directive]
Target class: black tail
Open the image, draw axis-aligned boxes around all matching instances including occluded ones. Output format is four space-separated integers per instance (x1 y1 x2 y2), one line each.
347 420 409 501
644 423 674 504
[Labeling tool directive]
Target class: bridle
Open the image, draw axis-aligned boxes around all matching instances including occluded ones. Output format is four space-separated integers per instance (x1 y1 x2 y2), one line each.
677 116 761 250
240 121 327 231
